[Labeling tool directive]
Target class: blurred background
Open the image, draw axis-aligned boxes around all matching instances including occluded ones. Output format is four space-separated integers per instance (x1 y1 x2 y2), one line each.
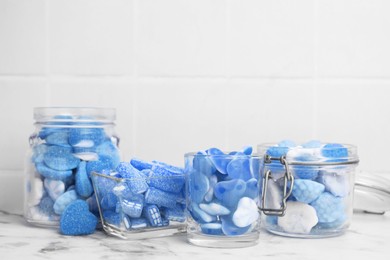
1 0 390 213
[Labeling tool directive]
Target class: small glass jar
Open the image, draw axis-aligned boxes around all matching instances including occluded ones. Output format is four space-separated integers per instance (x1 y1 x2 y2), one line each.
24 107 121 227
185 151 261 248
258 142 359 238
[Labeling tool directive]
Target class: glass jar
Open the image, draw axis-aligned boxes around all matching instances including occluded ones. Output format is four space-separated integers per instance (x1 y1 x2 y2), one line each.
258 142 359 238
24 107 121 227
185 150 261 248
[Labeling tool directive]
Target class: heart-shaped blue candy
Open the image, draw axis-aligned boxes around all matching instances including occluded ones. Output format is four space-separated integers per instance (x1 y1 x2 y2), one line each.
60 200 97 236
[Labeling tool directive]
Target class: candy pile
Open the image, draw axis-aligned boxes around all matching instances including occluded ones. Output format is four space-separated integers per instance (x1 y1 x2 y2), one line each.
186 147 260 236
92 159 186 233
263 140 354 235
25 120 120 235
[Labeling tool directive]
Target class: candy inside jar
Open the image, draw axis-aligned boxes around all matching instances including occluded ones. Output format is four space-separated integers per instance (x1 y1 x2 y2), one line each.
258 140 359 238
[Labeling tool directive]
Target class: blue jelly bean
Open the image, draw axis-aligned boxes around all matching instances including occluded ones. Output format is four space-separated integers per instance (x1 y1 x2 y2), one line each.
207 148 229 174
193 151 216 177
145 187 178 208
116 162 148 194
244 178 258 199
148 165 185 193
130 157 154 171
43 146 80 171
200 223 223 235
75 161 93 198
45 131 71 147
226 157 253 181
69 128 105 147
221 215 251 236
53 190 78 215
103 210 122 226
60 199 97 236
36 162 73 181
292 179 325 204
214 179 246 209
101 191 118 210
188 170 209 203
143 205 163 227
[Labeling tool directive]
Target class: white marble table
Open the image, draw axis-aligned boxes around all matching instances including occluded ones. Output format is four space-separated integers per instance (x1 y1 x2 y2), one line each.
0 210 389 260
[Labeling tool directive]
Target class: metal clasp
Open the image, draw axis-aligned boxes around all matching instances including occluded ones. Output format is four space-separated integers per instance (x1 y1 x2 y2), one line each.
260 154 294 216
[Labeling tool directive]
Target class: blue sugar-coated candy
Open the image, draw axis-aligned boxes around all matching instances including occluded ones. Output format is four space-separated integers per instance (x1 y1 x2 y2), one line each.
302 140 322 148
36 162 73 181
240 146 253 155
227 157 253 181
221 215 251 236
244 178 258 199
45 131 70 147
96 141 120 168
53 190 78 215
199 202 230 216
130 158 154 171
314 214 347 229
116 162 148 194
193 151 216 177
92 173 116 196
164 204 185 222
214 179 246 209
86 194 99 216
131 218 148 229
292 166 319 180
103 210 122 226
60 200 97 236
310 192 345 223
143 205 163 227
322 143 348 160
69 128 105 148
38 196 55 216
207 148 229 174
161 217 170 226
266 146 289 158
144 187 178 208
152 161 184 174
75 161 93 198
44 178 65 201
120 196 144 218
32 144 48 163
189 203 216 223
204 175 218 202
200 223 223 235
86 155 115 177
100 192 118 210
148 165 185 193
188 170 209 203
292 179 325 204
43 146 80 171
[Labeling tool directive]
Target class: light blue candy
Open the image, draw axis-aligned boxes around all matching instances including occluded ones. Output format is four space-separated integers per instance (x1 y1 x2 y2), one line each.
100 191 118 210
310 192 345 223
130 157 154 171
148 165 185 193
53 190 78 215
131 218 148 229
103 210 122 226
322 143 348 162
244 178 258 199
116 162 148 194
145 187 178 208
164 204 185 222
86 155 115 177
221 215 251 236
292 179 325 204
193 151 216 177
96 141 120 168
293 166 319 180
240 146 253 155
199 202 230 216
45 131 70 147
302 140 322 148
200 223 223 235
189 170 209 203
69 128 105 147
75 161 93 198
73 147 98 161
44 178 65 201
207 148 229 174
190 203 216 223
204 175 218 202
36 162 73 181
60 200 97 236
38 196 55 216
32 144 48 163
43 146 80 171
143 205 163 227
227 157 253 181
214 179 246 209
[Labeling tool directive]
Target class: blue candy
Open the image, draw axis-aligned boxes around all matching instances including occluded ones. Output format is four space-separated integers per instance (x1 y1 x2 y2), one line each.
189 203 216 223
244 178 258 199
123 215 132 229
32 144 48 163
69 128 105 148
60 200 97 236
103 210 122 226
310 192 345 223
200 223 223 235
86 194 99 216
36 162 73 181
292 166 319 180
116 162 148 194
130 157 154 171
292 179 325 204
214 179 246 209
43 146 80 171
226 157 253 181
38 196 55 216
193 151 216 177
143 205 163 227
86 155 115 177
44 178 65 201
45 131 70 147
72 146 98 161
221 215 251 236
188 170 209 203
266 140 296 158
145 187 178 208
207 148 229 174
199 202 230 216
148 165 184 193
131 218 148 229
96 141 120 168
240 146 253 155
164 204 185 222
100 191 118 210
120 195 144 218
204 175 218 202
322 143 348 160
53 190 78 215
75 161 93 198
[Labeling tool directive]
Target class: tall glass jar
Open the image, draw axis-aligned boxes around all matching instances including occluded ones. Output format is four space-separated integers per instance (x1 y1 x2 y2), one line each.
24 107 121 227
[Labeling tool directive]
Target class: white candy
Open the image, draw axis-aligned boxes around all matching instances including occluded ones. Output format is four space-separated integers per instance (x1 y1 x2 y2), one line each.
73 152 99 161
317 170 350 197
199 202 230 216
232 197 259 228
286 147 323 162
277 201 318 234
204 175 217 202
28 177 44 206
44 179 65 201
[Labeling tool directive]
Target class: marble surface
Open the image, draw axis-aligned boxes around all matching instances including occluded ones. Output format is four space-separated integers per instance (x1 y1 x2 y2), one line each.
0 210 389 260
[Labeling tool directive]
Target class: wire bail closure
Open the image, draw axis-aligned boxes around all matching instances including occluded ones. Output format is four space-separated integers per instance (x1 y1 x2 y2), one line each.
260 154 294 216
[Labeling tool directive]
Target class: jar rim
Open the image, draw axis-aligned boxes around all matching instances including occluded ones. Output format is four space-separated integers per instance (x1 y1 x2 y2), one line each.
34 107 116 123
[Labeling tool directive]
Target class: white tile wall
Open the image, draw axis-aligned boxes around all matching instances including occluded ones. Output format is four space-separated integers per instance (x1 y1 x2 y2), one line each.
1 0 390 213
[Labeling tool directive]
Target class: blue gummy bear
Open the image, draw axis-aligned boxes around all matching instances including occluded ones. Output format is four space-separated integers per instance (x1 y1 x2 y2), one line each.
143 205 163 227
322 143 348 161
310 192 345 223
131 218 148 229
116 162 148 194
43 146 80 171
145 187 178 208
60 200 97 236
53 190 78 215
214 179 246 209
244 178 258 199
130 158 154 171
148 165 185 193
207 148 229 174
302 140 322 148
193 151 216 177
103 210 122 226
164 204 185 222
45 131 71 147
36 162 73 181
75 161 93 198
221 215 251 236
293 166 319 180
200 223 223 235
292 179 325 204
188 170 209 203
69 128 105 148
86 155 115 177
226 157 253 181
